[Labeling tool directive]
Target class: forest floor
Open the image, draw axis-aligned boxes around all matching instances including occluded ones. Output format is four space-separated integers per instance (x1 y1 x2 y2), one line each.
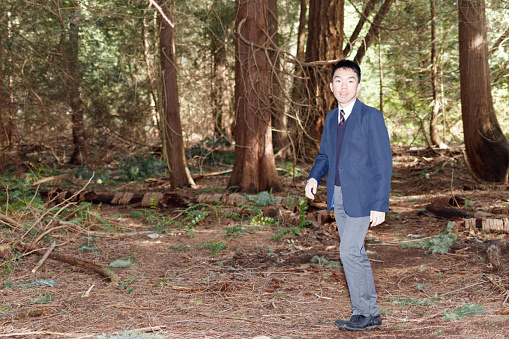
1 146 509 338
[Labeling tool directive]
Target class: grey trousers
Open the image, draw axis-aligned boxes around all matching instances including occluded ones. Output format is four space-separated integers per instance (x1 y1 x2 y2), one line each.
334 186 379 317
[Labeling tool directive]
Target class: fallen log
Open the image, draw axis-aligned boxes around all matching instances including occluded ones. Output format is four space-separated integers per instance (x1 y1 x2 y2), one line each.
40 188 189 208
0 307 54 324
424 204 469 219
424 204 509 234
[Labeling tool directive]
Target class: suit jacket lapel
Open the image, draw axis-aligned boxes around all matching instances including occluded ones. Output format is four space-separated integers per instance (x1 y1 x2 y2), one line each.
330 107 338 169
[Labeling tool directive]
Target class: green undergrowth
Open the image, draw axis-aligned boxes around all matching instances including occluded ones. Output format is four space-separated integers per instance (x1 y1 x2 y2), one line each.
401 221 457 254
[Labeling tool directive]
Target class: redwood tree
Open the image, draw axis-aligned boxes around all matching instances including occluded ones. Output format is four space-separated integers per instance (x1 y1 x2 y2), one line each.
458 0 509 182
429 0 442 148
159 2 195 188
302 0 344 154
67 9 88 165
228 0 282 193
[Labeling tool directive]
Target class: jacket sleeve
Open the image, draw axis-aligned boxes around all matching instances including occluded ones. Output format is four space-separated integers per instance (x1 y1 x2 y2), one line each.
367 110 392 213
308 115 332 184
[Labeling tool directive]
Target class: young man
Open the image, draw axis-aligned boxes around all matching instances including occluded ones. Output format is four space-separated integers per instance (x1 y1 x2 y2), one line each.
305 60 392 331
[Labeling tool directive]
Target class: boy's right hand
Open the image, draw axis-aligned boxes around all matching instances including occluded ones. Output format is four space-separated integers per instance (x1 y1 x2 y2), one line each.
305 178 318 200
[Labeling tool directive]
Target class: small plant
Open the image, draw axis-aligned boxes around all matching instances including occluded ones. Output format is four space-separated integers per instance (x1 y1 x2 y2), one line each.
414 283 428 291
224 224 259 238
0 303 12 313
271 198 312 241
442 303 485 321
401 221 457 254
120 277 137 294
310 256 341 268
169 245 191 251
391 297 435 307
30 295 53 304
109 256 137 268
1 252 23 277
199 240 226 255
280 162 302 178
251 213 278 226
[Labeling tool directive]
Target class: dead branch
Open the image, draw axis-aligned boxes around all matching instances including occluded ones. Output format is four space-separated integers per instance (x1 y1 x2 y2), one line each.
193 169 232 181
14 242 119 284
0 212 24 230
31 241 56 273
32 174 70 186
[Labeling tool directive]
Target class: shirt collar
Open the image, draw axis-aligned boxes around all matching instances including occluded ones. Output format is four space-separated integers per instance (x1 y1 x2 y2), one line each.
338 99 356 124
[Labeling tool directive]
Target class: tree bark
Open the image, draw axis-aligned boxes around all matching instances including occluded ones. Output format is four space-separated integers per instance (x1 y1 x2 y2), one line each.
302 0 344 156
354 0 395 65
229 0 282 193
288 0 307 159
158 2 195 188
429 0 443 148
67 12 88 165
268 0 290 159
458 0 509 182
0 35 3 170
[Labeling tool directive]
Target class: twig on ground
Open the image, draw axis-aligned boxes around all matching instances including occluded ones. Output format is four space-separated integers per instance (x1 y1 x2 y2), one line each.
31 241 56 273
440 277 488 296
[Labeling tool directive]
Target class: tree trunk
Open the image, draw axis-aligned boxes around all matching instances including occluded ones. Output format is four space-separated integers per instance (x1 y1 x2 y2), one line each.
302 0 344 156
67 13 88 165
229 0 282 193
429 0 443 148
458 0 509 182
159 2 195 188
210 1 232 139
288 0 308 159
353 0 395 65
0 35 3 160
268 0 290 159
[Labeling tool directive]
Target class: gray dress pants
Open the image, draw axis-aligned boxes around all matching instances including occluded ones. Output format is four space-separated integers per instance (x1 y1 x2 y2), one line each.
334 186 379 317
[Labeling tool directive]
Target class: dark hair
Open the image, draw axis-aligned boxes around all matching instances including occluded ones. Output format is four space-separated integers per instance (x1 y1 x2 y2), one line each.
331 59 361 83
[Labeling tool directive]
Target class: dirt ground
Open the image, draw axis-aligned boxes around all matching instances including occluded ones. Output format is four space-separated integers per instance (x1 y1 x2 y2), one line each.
1 146 509 338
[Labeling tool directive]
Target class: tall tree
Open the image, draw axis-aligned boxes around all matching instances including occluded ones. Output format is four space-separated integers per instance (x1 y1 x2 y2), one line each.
458 0 509 182
66 4 88 165
158 1 195 188
302 0 344 155
267 0 289 158
229 0 282 193
429 0 446 148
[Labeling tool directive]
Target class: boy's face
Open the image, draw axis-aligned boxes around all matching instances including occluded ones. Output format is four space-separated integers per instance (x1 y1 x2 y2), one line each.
330 67 362 108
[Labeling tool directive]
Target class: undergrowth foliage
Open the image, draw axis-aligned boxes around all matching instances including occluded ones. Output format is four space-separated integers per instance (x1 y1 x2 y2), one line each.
401 221 457 254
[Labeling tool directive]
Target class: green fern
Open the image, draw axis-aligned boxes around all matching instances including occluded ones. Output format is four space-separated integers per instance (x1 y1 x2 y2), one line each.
199 240 226 255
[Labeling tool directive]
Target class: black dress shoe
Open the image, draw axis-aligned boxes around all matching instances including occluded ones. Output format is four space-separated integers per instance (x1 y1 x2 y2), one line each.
335 314 382 330
341 315 377 331
373 314 382 327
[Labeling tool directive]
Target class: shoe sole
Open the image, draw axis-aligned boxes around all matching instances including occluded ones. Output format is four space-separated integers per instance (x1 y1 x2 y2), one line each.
338 324 382 331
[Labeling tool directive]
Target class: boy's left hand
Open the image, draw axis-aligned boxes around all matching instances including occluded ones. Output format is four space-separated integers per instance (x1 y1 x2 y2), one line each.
370 211 385 227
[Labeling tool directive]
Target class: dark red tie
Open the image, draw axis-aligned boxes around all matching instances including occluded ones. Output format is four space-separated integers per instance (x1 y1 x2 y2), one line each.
339 109 345 126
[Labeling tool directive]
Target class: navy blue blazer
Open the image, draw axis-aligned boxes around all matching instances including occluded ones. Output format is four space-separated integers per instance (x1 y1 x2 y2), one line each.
308 99 392 217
